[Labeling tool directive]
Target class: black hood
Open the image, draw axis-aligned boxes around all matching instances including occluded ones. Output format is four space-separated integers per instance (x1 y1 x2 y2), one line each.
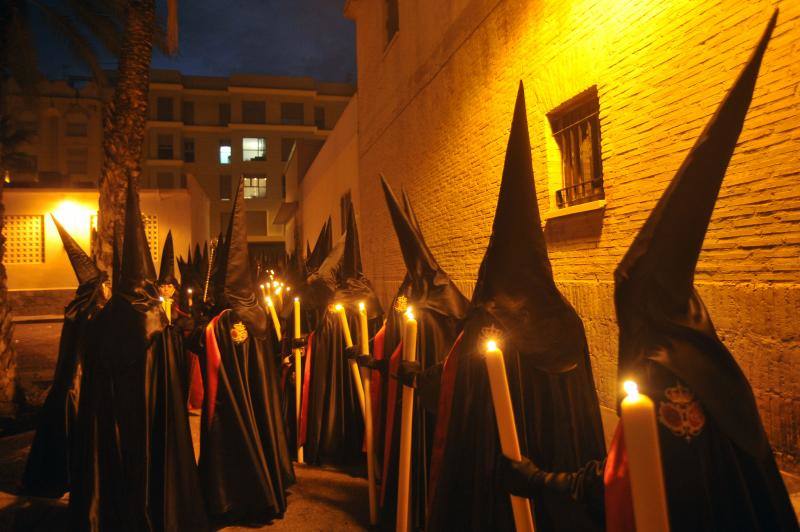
614 11 776 458
50 214 102 286
158 230 178 288
306 217 332 273
470 81 585 373
117 176 158 300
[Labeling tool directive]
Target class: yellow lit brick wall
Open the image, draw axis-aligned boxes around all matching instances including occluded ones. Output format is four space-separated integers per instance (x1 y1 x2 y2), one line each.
347 0 800 471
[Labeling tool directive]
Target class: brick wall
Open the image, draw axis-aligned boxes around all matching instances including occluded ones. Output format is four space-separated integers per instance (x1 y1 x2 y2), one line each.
347 0 800 471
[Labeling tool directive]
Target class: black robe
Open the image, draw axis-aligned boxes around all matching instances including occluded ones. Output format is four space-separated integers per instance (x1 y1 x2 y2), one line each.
21 278 105 498
199 309 294 526
69 289 208 531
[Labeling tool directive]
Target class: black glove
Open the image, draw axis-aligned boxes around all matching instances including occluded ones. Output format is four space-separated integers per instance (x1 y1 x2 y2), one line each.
393 360 422 388
357 355 388 372
344 345 360 360
292 335 308 349
499 455 542 498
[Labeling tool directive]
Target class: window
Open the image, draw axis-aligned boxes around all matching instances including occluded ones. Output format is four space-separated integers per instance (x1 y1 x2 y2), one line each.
385 0 399 46
219 139 231 164
219 103 231 125
143 214 159 262
220 174 232 200
157 134 174 159
314 106 325 129
281 138 295 162
66 147 88 175
13 154 37 174
242 137 266 161
2 215 44 264
246 211 267 235
340 190 352 234
547 87 604 208
156 172 174 189
243 175 268 199
182 100 195 124
280 102 304 125
242 101 266 124
156 97 174 121
183 138 195 162
66 121 87 137
281 174 286 199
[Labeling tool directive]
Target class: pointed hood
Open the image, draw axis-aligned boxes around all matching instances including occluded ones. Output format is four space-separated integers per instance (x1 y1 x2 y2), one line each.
158 230 178 287
117 175 157 297
614 12 776 457
402 188 423 235
471 82 584 373
340 206 362 280
186 245 193 265
50 214 101 285
306 217 332 272
222 177 266 334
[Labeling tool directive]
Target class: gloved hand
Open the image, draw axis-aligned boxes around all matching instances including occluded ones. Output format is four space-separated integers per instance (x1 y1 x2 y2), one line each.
393 360 422 388
498 455 542 498
357 355 388 372
344 345 360 359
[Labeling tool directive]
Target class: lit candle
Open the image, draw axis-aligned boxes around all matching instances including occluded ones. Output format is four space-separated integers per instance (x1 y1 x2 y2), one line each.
359 302 378 525
484 340 535 532
160 296 173 325
294 297 304 464
621 380 669 532
266 296 282 341
335 304 367 420
259 283 267 299
186 288 193 309
396 307 418 532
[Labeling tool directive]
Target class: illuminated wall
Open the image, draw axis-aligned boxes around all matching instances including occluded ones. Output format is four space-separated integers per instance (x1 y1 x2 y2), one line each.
345 0 800 471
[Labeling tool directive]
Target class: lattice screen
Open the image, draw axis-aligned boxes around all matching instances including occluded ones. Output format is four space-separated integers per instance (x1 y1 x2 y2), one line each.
143 214 158 263
3 215 45 264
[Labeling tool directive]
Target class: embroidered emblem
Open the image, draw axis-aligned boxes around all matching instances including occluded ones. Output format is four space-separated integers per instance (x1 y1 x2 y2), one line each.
657 382 705 442
231 321 248 344
394 295 408 313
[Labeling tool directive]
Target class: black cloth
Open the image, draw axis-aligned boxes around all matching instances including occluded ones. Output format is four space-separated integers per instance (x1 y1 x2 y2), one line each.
199 309 294 526
21 277 106 498
69 288 208 531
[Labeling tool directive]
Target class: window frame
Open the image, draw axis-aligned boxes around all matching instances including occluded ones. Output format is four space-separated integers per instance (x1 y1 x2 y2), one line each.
156 97 174 121
243 175 268 199
157 134 174 160
219 139 232 165
219 174 232 200
183 138 195 162
242 137 267 162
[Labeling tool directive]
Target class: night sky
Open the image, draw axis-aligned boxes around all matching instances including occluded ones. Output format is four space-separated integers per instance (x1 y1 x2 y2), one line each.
34 0 356 83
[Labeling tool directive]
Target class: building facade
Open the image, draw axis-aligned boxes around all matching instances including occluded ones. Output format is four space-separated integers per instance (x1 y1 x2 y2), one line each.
343 0 800 472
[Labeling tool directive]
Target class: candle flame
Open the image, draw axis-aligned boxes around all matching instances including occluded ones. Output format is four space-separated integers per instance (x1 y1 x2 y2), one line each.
294 297 299 302
266 296 274 307
623 380 639 398
187 288 192 294
334 303 344 312
486 340 499 352
405 306 415 320
358 301 365 311
286 286 291 292
159 296 164 302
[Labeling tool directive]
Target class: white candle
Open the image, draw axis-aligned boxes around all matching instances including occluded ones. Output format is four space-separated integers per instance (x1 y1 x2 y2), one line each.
186 288 193 309
396 307 418 532
621 380 669 532
335 304 366 420
160 296 173 325
359 302 378 525
484 340 535 532
294 297 304 464
266 296 282 341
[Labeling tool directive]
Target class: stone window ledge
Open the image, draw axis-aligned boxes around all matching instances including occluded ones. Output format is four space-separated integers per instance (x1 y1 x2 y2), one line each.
543 199 606 221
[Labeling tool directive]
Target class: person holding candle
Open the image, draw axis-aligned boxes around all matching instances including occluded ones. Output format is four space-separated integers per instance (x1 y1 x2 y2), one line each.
500 12 797 532
371 176 469 530
427 83 606 532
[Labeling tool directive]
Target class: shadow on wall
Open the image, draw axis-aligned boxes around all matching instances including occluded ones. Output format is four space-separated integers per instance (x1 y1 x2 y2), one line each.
544 207 605 249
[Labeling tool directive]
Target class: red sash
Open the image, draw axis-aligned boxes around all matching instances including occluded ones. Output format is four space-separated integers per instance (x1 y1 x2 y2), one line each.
298 331 315 446
604 424 636 532
379 341 403 505
203 314 223 427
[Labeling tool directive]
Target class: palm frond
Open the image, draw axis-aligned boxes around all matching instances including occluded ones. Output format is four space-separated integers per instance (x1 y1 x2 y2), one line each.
66 0 124 57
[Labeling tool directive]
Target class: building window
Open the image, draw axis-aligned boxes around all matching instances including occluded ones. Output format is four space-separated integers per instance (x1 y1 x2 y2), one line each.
156 134 173 159
246 211 268 235
65 121 87 137
66 147 88 175
219 103 231 125
2 214 44 264
219 139 231 164
183 138 195 162
182 100 195 125
314 106 325 129
547 87 604 208
242 101 266 124
280 102 304 125
281 138 295 162
156 97 174 121
385 0 399 46
156 172 174 189
281 174 286 200
220 174 232 200
340 190 352 234
243 175 268 199
13 154 37 174
242 137 267 161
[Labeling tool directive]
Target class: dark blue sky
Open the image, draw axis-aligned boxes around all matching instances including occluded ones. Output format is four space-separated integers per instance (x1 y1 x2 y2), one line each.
36 0 356 83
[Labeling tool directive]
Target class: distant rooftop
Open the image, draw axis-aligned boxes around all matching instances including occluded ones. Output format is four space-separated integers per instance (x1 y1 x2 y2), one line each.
149 69 354 96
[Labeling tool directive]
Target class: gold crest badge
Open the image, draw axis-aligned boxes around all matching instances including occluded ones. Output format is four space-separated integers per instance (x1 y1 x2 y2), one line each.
657 382 705 442
231 321 248 344
394 295 408 313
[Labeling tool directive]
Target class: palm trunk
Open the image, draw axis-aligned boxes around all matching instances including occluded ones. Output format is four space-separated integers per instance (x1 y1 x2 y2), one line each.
95 0 155 274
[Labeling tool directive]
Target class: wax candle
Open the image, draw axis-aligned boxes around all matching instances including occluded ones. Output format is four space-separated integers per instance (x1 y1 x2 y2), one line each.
294 297 303 464
484 340 535 532
266 296 282 341
186 288 193 309
621 380 669 532
335 304 366 419
359 302 378 525
259 283 267 299
160 296 173 325
396 307 418 532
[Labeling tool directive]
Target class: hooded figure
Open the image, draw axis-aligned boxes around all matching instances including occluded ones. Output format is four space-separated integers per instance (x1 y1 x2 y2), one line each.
606 12 796 531
375 177 469 529
199 177 294 526
301 206 383 466
21 216 108 498
69 178 208 531
427 83 606 532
